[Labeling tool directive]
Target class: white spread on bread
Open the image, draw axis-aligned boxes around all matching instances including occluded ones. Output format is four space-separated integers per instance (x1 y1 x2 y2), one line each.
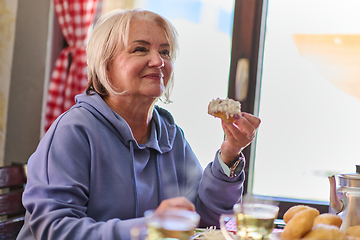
194 227 234 240
208 98 241 119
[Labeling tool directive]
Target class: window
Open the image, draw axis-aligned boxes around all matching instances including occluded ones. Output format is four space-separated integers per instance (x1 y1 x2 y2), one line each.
135 0 236 168
231 0 360 217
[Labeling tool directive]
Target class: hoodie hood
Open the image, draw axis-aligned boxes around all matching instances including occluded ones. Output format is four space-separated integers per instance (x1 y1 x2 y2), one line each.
74 92 177 154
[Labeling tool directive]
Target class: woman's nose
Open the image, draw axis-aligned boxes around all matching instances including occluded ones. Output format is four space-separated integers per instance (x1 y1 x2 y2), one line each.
148 52 164 68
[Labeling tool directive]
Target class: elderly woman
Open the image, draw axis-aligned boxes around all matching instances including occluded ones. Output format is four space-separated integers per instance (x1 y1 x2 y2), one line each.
17 9 260 240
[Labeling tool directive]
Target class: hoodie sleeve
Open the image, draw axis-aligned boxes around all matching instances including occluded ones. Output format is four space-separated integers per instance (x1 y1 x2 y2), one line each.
196 150 245 228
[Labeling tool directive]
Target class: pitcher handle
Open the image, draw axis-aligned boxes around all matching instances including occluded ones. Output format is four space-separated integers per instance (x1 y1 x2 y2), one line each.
220 214 236 240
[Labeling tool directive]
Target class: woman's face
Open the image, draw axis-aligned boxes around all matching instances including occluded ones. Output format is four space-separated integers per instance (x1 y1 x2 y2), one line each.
107 19 173 100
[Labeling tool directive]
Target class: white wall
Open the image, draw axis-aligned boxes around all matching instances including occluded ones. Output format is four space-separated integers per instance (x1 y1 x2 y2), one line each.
0 0 18 166
3 0 51 166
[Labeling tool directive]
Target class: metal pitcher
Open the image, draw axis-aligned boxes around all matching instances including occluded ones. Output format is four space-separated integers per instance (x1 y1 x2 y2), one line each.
329 165 360 231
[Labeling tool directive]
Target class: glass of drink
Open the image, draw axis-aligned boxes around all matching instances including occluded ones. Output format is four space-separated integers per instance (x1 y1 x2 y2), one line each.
131 209 200 240
220 203 279 240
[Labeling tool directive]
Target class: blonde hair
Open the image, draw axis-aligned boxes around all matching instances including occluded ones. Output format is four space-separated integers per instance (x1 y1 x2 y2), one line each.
86 9 178 103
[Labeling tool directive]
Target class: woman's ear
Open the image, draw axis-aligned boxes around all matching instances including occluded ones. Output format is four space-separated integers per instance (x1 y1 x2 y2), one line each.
106 62 112 79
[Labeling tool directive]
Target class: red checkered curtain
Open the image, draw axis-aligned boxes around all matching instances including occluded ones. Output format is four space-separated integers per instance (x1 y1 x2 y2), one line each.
44 0 98 132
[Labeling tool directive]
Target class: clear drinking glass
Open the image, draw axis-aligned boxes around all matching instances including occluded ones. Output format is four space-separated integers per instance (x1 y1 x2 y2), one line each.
131 209 200 240
220 203 279 240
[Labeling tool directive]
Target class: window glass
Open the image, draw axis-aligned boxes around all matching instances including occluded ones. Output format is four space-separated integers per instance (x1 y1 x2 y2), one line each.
133 0 235 167
252 0 360 202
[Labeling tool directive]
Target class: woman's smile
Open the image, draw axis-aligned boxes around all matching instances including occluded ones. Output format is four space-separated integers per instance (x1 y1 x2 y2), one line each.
142 72 164 81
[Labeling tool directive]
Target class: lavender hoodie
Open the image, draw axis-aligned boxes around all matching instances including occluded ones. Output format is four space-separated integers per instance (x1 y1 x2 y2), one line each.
17 92 244 240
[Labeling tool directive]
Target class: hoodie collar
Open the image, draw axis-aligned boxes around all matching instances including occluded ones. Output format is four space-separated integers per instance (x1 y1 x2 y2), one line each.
75 92 176 154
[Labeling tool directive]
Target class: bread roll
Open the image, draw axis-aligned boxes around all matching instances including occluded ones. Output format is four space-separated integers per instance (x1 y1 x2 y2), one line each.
346 225 360 238
313 213 342 228
283 205 319 224
281 208 319 239
302 224 346 240
208 98 241 123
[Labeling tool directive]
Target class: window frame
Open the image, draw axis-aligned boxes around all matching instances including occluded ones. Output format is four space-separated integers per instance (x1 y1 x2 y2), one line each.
228 0 329 219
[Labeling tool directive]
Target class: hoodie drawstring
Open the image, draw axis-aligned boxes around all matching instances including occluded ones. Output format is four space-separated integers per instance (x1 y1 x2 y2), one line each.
153 149 162 206
129 141 139 218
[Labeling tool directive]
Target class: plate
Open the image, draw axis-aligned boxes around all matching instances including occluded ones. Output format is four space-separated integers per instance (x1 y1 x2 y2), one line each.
191 228 283 240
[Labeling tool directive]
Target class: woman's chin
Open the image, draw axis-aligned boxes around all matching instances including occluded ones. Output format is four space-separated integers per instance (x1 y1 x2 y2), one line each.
145 87 165 99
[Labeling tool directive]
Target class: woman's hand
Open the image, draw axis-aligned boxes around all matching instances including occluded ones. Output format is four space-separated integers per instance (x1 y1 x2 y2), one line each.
155 197 195 214
220 112 261 166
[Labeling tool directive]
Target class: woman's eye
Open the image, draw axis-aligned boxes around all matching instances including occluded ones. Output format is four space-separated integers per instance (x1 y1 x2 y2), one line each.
160 49 170 57
133 47 148 53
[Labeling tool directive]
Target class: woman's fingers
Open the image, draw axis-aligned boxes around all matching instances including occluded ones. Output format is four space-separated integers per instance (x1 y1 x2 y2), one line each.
223 113 260 141
155 197 195 214
241 112 261 129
